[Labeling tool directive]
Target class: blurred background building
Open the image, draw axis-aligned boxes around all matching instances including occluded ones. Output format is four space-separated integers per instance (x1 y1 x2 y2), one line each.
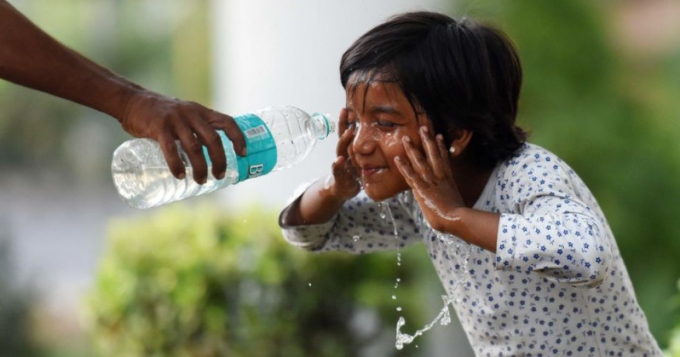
1 0 679 356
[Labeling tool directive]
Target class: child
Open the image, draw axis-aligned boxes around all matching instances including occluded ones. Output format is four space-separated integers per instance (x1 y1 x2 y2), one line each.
279 11 661 357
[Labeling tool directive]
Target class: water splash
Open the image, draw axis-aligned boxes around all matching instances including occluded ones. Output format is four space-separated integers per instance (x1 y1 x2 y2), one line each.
376 198 473 350
395 295 453 350
395 243 473 349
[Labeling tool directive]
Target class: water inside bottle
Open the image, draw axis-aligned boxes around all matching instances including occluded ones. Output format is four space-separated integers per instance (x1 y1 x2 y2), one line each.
113 167 237 209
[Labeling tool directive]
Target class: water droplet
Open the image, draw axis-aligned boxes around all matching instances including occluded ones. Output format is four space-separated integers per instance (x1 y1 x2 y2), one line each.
392 295 397 300
308 283 312 287
378 202 388 219
397 307 402 312
352 235 360 242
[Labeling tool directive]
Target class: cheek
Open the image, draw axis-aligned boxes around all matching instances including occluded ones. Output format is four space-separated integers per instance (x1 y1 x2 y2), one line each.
381 129 422 164
380 133 410 190
381 132 406 165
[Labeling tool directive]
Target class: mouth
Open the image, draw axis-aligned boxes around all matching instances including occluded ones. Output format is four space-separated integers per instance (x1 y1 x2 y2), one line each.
360 166 387 177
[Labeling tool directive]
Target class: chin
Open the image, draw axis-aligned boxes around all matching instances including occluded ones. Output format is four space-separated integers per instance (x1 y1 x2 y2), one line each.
362 183 400 202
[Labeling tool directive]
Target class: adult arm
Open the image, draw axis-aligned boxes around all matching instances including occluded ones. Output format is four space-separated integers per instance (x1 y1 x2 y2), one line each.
0 0 245 183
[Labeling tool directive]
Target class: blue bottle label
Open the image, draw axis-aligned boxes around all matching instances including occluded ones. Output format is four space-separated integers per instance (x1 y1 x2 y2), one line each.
204 113 277 183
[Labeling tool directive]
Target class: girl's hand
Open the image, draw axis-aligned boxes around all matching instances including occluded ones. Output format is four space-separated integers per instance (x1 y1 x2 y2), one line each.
394 126 466 231
324 108 360 201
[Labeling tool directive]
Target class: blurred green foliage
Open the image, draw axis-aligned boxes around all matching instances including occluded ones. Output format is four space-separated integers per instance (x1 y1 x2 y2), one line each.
0 234 45 357
87 204 433 357
458 0 680 347
666 279 680 357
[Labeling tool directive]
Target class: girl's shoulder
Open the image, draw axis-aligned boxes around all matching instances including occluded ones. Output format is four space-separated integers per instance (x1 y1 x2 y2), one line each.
502 142 568 169
496 142 576 182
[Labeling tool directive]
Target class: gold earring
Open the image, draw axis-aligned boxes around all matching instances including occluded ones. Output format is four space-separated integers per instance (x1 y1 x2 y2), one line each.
449 147 456 155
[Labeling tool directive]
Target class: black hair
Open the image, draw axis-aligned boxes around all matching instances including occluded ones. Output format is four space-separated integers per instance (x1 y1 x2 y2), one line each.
340 11 528 168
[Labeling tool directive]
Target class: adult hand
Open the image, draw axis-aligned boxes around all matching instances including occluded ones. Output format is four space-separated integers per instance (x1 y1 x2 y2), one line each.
119 90 247 184
394 126 466 231
325 108 361 200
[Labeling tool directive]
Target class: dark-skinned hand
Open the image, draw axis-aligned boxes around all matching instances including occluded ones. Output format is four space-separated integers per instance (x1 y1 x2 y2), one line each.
120 90 247 184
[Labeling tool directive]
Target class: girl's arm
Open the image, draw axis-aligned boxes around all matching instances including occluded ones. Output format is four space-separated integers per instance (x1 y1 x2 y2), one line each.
280 109 422 254
283 108 360 227
396 127 611 288
488 154 611 288
279 187 423 254
282 172 353 227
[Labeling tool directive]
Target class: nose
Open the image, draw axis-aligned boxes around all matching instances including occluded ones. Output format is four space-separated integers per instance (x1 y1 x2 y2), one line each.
352 123 377 155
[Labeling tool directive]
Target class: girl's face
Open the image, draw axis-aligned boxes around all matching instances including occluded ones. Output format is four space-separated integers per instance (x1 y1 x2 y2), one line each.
346 79 432 201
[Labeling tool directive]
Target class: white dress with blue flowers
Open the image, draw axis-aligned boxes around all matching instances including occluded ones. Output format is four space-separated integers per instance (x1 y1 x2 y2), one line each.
279 143 662 357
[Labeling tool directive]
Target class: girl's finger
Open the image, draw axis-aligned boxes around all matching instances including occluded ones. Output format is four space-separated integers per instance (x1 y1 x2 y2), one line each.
332 156 360 196
394 156 424 189
338 108 348 138
420 126 446 180
342 155 359 177
336 125 355 158
332 156 347 178
402 136 434 184
436 134 454 178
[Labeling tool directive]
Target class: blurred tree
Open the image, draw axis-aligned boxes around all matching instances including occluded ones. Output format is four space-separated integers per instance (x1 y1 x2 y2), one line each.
457 0 680 347
0 231 46 357
87 205 434 357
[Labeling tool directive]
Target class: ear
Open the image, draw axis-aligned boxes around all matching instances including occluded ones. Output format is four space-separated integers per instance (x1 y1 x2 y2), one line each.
449 128 473 158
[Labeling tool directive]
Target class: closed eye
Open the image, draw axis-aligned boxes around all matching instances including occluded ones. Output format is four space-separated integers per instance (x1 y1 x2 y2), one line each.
376 120 398 128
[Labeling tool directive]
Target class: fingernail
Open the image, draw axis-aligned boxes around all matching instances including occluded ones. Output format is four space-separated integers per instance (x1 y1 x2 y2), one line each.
437 134 443 141
403 136 411 143
394 156 401 162
242 147 248 156
216 172 225 179
421 126 429 133
178 172 186 180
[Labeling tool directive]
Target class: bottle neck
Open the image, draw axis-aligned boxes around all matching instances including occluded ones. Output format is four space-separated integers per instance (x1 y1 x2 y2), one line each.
309 113 335 140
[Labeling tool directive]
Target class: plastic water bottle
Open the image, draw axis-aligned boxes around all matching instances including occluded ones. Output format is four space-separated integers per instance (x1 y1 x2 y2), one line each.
112 106 335 209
